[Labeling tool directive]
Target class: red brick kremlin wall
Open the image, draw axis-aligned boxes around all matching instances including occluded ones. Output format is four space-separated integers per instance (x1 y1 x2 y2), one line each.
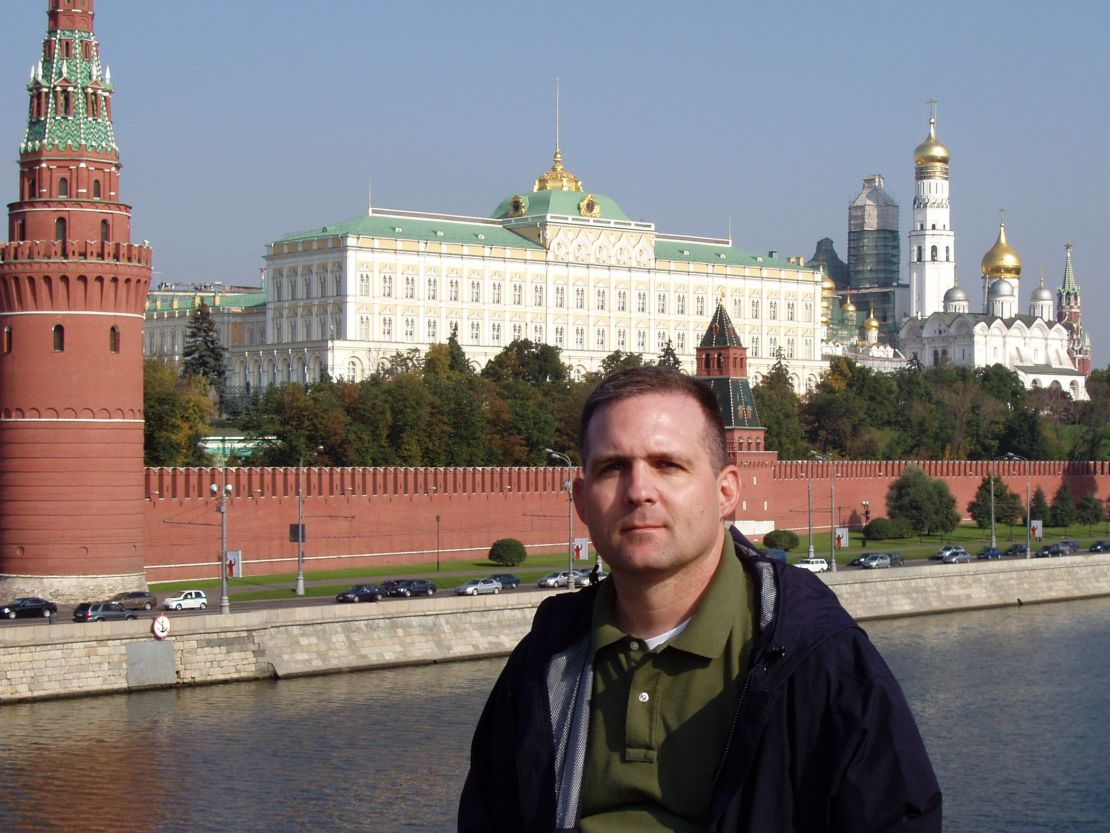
143 460 1110 583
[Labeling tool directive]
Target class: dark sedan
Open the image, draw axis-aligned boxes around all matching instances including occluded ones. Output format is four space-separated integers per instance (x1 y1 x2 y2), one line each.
1089 540 1110 553
72 602 137 622
389 579 438 597
490 573 521 589
1 597 57 619
336 584 383 603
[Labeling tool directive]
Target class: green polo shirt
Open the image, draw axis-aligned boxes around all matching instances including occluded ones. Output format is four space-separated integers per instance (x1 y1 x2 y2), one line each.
579 532 755 833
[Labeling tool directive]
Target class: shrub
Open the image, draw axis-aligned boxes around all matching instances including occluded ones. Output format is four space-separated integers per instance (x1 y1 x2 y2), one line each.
763 529 800 551
488 537 527 567
862 517 898 540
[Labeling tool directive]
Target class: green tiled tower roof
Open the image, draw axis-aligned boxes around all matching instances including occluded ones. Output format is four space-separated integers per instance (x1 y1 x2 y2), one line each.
21 26 116 155
699 302 745 349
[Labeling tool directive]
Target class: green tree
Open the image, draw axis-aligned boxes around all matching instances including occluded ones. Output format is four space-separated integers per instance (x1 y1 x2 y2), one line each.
1075 491 1105 531
753 358 809 459
655 339 683 369
886 466 959 536
763 529 800 551
598 350 645 375
181 300 227 394
1029 486 1050 526
489 537 527 567
1050 481 1076 529
966 475 1024 529
143 359 215 466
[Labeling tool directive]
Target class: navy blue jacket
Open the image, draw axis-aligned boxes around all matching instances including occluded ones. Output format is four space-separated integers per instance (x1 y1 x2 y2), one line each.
459 529 941 832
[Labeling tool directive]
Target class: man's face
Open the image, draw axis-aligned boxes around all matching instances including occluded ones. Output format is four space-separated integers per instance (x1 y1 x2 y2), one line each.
573 391 740 579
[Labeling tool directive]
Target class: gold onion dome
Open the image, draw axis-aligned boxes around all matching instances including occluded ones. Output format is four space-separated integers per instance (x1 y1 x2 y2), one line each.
842 294 857 314
534 145 583 193
821 274 836 294
914 117 950 167
980 218 1022 279
864 309 880 330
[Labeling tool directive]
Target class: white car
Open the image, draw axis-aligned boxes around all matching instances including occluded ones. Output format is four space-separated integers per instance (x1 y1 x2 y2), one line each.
455 578 502 596
796 558 830 573
162 590 208 610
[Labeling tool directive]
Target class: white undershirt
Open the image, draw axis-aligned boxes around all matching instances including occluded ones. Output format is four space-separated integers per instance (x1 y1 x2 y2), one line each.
642 617 691 651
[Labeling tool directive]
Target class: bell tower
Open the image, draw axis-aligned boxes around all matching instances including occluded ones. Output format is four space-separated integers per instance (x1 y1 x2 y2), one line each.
0 0 152 600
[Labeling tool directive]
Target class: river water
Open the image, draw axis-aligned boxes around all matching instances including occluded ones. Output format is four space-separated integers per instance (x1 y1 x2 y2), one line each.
1 597 1108 832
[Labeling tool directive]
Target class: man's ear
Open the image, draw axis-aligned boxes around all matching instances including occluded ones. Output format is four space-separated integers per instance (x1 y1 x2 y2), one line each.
572 475 588 524
718 464 741 518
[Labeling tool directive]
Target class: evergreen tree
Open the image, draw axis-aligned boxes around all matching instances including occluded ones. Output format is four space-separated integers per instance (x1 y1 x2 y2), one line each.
1029 486 1050 526
1075 492 1105 531
753 358 809 459
1050 481 1076 529
655 339 683 369
181 300 227 393
967 475 1025 529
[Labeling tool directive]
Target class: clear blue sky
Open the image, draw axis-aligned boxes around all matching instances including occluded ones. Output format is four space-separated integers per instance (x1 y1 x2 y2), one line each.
3 0 1107 367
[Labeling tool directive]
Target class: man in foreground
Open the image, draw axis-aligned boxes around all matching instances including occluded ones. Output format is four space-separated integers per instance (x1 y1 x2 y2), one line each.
459 367 941 831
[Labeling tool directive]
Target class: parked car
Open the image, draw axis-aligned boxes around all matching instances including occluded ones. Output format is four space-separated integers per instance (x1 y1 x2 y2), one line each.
932 545 967 561
389 579 437 597
859 553 891 569
335 584 383 603
1058 540 1080 554
1005 544 1028 557
796 557 830 573
379 580 406 596
73 601 137 622
886 552 906 566
571 567 608 586
1034 545 1064 558
977 548 1003 560
111 590 158 610
489 573 520 589
854 552 888 568
1089 540 1110 553
537 571 573 588
455 578 502 596
1 597 57 619
942 551 971 564
161 590 208 610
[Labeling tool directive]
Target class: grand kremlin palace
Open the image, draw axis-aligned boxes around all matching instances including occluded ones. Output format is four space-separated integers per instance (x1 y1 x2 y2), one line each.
147 147 832 395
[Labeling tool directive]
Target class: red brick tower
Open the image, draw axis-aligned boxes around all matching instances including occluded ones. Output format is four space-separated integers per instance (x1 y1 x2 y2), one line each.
0 0 152 600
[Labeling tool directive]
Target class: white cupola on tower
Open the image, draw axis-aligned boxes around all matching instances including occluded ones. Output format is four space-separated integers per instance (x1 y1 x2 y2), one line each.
1029 268 1054 321
943 275 970 313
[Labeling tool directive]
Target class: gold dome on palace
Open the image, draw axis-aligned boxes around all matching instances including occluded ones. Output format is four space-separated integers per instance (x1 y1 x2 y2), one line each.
914 118 950 167
980 220 1022 279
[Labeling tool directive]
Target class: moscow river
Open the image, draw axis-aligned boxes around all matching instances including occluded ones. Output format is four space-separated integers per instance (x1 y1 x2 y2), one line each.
1 596 1108 832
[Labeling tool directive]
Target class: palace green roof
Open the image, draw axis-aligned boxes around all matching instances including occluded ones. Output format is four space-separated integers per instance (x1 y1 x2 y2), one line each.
490 190 630 222
275 213 543 250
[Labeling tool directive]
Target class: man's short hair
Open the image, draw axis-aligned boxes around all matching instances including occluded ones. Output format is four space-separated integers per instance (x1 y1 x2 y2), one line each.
578 366 728 470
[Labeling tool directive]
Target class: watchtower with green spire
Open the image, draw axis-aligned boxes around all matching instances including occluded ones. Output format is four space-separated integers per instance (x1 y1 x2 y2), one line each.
0 0 152 600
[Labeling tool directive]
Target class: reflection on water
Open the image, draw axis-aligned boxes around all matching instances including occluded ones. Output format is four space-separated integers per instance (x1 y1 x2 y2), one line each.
1 598 1108 832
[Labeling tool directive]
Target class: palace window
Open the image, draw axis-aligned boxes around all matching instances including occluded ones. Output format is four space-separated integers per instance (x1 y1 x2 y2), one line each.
617 328 627 350
636 329 646 351
404 275 415 299
359 316 369 340
512 282 522 305
575 287 585 310
637 291 647 313
427 319 437 341
574 327 585 349
751 335 760 357
359 273 369 295
449 279 459 301
554 285 565 308
470 321 481 342
533 284 544 306
381 316 392 338
676 293 686 315
534 324 544 342
427 277 437 300
676 331 686 352
382 274 393 297
404 318 415 341
786 301 795 321
696 294 705 316
751 298 760 319
656 330 666 351
554 325 565 347
491 322 501 345
657 292 667 314
596 327 606 349
471 281 481 303
617 289 627 312
768 300 778 320
512 323 523 341
596 288 606 311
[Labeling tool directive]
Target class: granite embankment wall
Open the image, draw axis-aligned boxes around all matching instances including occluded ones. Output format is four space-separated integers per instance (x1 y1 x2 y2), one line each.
4 555 1110 704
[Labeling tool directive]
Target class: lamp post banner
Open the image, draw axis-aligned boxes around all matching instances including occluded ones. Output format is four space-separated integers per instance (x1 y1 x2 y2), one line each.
574 537 590 561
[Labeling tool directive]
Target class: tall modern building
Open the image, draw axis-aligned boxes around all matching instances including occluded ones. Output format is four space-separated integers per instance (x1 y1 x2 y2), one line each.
0 0 152 598
847 175 899 288
906 106 956 319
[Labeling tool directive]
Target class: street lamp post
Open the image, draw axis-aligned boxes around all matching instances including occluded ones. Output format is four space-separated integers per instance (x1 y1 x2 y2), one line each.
545 448 575 589
998 452 1030 559
436 514 441 572
806 462 815 559
294 446 323 596
989 462 997 550
199 442 233 614
811 452 837 572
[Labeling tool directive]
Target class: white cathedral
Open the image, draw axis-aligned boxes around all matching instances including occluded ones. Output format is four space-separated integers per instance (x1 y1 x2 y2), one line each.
897 110 1090 400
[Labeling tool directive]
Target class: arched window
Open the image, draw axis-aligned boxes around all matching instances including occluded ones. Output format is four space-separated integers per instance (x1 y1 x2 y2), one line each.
92 180 101 199
54 217 67 242
2 326 11 353
100 220 109 242
915 246 922 262
52 324 65 352
930 245 938 262
58 177 69 198
109 325 120 353
945 246 950 261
